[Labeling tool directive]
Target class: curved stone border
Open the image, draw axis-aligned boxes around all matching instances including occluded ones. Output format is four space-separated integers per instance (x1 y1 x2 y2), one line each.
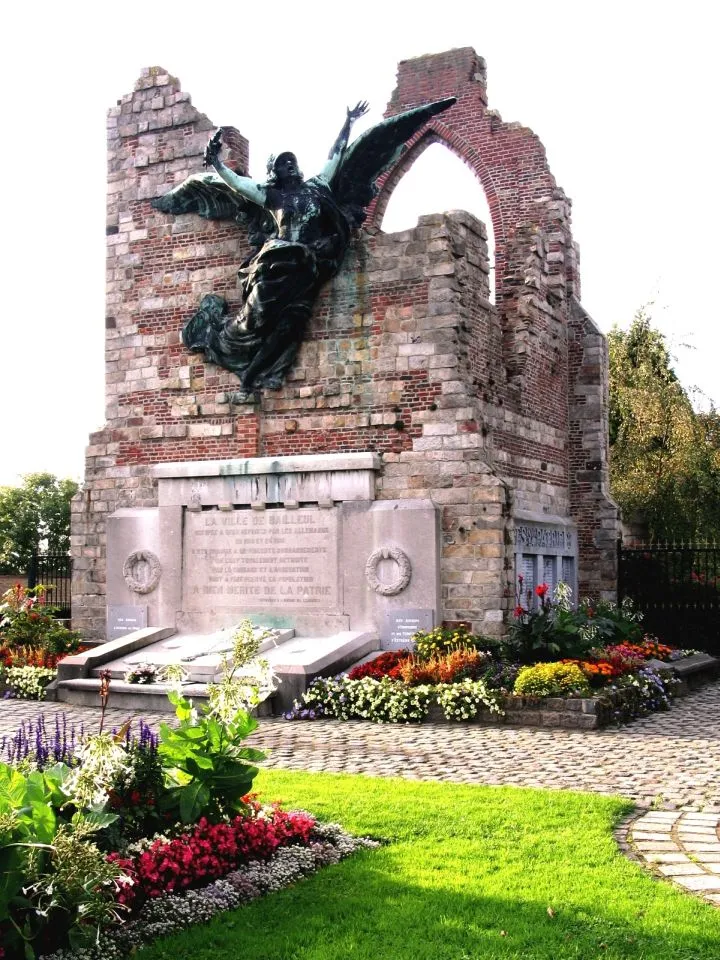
621 808 720 906
365 546 412 596
123 550 162 594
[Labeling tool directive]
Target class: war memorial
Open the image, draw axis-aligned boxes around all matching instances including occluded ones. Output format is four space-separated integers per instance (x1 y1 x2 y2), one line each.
61 47 620 711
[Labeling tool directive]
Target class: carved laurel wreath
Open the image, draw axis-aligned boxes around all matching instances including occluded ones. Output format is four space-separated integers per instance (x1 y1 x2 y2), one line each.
123 550 162 595
365 545 412 596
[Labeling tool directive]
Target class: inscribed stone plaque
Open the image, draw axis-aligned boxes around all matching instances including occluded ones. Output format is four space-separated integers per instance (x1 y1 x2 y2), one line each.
107 605 147 641
182 507 339 613
515 523 574 555
381 608 434 651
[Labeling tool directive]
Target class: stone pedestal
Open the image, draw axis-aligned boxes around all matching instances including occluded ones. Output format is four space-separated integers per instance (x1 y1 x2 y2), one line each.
105 453 440 641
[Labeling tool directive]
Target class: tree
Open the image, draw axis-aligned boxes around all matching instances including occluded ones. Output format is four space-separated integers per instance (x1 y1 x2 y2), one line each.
608 310 720 540
0 473 79 573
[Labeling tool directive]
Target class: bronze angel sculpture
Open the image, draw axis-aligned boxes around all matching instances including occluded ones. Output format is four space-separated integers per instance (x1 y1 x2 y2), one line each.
152 96 456 397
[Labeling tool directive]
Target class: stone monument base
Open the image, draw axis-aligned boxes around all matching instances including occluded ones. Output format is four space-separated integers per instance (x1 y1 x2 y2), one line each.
55 621 377 714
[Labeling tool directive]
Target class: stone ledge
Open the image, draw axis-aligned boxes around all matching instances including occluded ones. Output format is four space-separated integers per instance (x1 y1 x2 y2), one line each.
55 678 273 716
56 627 177 681
152 453 382 479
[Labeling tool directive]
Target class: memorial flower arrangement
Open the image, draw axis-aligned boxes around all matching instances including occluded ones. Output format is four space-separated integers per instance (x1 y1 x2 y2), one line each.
287 583 689 726
123 663 160 684
0 620 375 959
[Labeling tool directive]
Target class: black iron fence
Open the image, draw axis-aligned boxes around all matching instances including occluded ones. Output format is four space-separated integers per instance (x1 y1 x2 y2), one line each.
617 540 720 656
27 553 72 620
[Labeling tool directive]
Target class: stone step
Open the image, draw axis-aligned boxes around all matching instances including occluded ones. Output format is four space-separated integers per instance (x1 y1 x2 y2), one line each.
85 625 297 684
55 625 378 715
55 677 274 717
264 630 378 712
646 653 720 692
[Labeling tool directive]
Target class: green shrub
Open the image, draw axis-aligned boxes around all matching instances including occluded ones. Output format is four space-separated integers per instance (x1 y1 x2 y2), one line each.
159 692 266 824
513 662 590 698
508 581 646 664
0 761 123 956
0 584 81 655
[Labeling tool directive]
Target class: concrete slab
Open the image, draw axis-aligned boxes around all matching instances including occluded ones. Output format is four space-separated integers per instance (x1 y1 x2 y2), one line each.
264 630 378 711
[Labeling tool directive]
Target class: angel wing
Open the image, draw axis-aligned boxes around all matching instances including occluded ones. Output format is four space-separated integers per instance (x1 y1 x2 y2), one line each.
328 97 456 227
151 172 275 251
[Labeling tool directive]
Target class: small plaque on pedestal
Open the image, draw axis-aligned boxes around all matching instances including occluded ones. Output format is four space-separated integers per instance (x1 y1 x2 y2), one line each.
381 608 434 651
107 605 147 641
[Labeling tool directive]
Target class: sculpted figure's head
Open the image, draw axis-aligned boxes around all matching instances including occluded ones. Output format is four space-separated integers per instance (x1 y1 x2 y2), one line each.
267 151 303 185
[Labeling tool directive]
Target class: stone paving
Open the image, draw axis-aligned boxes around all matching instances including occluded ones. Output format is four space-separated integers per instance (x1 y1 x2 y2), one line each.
2 683 719 904
621 810 720 905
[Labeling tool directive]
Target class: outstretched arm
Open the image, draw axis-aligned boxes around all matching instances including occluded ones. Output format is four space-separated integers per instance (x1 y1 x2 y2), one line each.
318 101 369 182
204 129 267 207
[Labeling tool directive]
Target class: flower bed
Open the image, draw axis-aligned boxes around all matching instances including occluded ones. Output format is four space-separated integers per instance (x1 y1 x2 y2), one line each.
286 583 697 728
0 584 86 700
0 621 376 960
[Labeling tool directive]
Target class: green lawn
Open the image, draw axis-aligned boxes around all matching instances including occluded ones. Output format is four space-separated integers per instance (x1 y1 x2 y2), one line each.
139 771 720 960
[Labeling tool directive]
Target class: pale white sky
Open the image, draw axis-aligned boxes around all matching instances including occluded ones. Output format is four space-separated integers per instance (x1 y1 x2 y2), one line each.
1 1 717 487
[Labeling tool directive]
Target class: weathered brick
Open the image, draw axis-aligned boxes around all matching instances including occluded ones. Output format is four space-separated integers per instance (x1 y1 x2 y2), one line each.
72 48 618 641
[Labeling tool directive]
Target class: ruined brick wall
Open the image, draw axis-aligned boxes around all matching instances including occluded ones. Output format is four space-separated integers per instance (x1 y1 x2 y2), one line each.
72 68 260 638
72 51 618 640
371 49 617 594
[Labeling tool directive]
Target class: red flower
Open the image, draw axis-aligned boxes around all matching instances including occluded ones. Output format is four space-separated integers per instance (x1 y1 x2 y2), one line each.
513 605 526 618
535 583 549 598
108 806 316 909
348 650 410 681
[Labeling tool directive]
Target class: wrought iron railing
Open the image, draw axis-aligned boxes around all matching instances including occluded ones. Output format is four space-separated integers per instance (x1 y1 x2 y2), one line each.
27 553 73 620
617 539 720 656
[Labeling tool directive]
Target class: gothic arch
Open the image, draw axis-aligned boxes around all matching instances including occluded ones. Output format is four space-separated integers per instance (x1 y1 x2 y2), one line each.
366 121 506 301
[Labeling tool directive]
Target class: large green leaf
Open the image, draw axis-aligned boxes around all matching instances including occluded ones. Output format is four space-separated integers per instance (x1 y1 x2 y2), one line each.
209 766 258 794
41 763 73 808
229 711 258 738
235 747 267 763
24 772 49 807
72 810 118 832
28 801 55 845
0 765 29 811
178 726 206 740
178 781 211 823
185 755 214 777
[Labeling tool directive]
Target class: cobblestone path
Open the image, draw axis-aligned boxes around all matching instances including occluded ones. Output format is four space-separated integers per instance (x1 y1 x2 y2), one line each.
2 684 719 904
244 687 720 809
2 684 718 809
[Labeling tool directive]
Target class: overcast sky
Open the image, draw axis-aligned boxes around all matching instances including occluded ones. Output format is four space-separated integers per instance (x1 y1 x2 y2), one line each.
1 0 717 486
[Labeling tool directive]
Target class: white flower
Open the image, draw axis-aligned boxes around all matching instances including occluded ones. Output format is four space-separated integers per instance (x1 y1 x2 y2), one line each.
62 733 131 810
